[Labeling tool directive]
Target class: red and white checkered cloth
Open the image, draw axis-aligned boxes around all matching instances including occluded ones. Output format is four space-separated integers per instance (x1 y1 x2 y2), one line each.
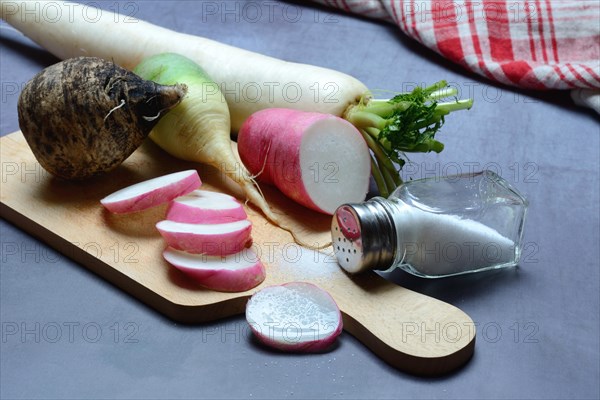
314 0 600 110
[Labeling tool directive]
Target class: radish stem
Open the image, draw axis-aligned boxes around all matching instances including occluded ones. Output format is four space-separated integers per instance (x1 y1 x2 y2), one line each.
429 87 458 100
369 155 388 198
437 99 475 113
381 165 397 196
347 111 387 131
360 129 396 173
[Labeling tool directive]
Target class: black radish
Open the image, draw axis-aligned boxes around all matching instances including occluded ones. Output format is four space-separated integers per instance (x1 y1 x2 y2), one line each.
17 57 187 180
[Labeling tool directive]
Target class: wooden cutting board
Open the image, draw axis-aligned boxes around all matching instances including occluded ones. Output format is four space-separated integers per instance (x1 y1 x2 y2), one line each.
0 131 475 375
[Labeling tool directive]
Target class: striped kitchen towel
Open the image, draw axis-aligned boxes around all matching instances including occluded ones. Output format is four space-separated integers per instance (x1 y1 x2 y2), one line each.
314 0 600 111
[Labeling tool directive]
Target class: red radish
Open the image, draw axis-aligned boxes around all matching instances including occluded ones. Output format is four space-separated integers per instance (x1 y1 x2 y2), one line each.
156 219 252 255
163 247 265 292
245 282 343 352
237 109 371 215
100 170 200 214
166 190 247 224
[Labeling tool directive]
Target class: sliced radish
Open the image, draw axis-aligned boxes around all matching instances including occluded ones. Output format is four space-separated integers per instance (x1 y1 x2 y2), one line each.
100 170 201 214
166 190 247 224
245 282 343 352
163 247 265 292
238 109 371 214
156 219 252 255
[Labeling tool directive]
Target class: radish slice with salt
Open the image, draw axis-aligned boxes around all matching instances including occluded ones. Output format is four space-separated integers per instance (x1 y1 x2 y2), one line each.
156 219 252 255
163 247 265 292
166 190 247 224
245 282 343 352
100 170 201 214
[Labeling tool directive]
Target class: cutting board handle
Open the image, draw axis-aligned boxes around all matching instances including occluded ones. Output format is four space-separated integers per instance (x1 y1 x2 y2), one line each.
329 273 476 375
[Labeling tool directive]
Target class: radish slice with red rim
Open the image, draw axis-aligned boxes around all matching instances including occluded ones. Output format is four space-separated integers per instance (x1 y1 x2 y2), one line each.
245 282 343 352
156 219 252 255
163 247 265 292
100 170 201 214
166 190 247 224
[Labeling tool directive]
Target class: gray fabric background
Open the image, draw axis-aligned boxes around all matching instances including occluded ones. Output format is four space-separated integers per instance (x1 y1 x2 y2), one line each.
1 1 599 399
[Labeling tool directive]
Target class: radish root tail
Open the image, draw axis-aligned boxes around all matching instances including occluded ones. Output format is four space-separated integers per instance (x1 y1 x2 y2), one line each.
103 99 126 122
238 179 332 251
247 141 271 181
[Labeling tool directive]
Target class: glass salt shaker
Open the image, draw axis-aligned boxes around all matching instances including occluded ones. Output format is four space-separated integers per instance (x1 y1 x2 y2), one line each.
331 170 529 278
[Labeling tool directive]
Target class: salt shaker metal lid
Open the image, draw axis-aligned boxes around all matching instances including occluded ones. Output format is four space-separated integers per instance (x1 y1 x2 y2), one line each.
331 198 397 274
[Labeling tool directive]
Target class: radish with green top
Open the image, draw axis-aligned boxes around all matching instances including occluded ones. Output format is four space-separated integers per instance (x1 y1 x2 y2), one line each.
166 190 247 224
245 282 343 352
238 109 371 215
163 247 265 292
156 219 252 256
2 1 473 198
100 170 201 214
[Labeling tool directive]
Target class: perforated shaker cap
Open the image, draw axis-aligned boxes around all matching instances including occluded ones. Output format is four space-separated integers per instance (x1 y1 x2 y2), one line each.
331 198 397 274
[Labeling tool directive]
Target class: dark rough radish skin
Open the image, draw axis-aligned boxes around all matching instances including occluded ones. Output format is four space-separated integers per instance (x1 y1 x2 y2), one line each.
17 56 188 180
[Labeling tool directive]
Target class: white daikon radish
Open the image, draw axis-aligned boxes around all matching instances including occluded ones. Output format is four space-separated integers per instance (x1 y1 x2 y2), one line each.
0 0 366 131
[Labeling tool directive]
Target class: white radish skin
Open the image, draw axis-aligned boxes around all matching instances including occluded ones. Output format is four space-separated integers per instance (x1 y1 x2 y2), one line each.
0 0 368 132
163 247 265 292
156 219 252 256
238 109 371 215
245 282 343 352
100 170 200 214
166 190 247 224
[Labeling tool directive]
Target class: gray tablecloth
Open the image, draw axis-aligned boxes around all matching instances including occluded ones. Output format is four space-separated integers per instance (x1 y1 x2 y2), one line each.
1 1 599 399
